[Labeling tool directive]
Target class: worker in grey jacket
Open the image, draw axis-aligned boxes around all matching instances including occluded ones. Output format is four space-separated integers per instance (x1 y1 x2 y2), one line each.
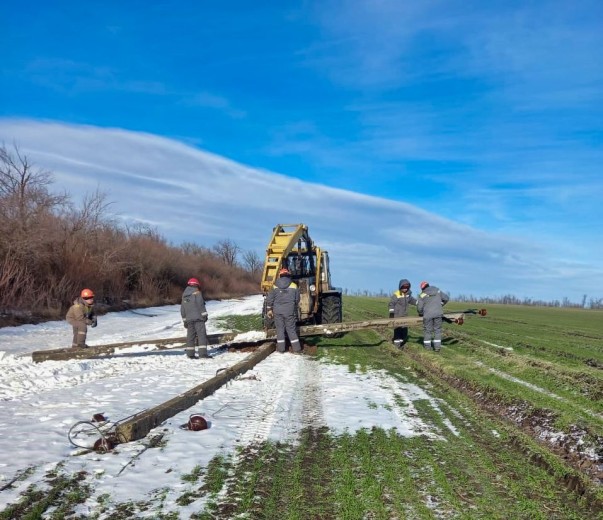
180 278 209 359
266 268 301 353
416 281 449 351
388 278 416 349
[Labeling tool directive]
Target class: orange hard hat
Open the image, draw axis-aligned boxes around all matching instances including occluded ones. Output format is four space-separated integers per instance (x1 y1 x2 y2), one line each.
279 268 290 276
81 288 94 299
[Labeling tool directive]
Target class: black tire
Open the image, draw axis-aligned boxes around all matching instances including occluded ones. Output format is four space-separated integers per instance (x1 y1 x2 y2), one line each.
320 295 342 324
320 294 343 337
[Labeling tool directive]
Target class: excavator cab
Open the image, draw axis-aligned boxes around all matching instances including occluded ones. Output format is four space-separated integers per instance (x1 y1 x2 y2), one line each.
261 224 342 329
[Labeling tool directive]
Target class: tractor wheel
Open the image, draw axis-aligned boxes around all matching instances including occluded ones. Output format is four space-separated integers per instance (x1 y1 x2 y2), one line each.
320 295 343 337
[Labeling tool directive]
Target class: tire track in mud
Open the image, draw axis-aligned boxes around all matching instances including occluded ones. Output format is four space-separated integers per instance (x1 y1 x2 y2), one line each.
360 324 603 513
395 339 603 509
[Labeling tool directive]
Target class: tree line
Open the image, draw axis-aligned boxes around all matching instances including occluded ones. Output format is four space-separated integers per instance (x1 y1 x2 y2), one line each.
0 144 263 325
350 290 603 310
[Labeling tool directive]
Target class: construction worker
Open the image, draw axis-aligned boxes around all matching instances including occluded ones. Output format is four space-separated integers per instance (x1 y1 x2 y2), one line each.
417 281 449 352
266 268 302 353
388 278 416 349
66 288 97 348
181 278 209 359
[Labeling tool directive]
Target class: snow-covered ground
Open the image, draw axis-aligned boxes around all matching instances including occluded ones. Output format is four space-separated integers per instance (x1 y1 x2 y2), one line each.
0 294 457 516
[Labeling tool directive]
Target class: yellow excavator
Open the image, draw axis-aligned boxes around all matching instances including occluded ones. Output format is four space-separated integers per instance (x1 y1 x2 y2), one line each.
260 224 342 329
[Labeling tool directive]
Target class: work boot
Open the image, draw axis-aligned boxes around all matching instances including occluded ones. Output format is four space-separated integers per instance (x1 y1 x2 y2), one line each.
423 341 431 350
185 347 196 359
198 347 209 358
393 339 402 349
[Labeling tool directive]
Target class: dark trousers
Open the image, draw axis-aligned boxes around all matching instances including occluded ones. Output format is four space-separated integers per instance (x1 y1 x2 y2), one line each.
274 313 301 352
393 326 409 344
186 320 208 347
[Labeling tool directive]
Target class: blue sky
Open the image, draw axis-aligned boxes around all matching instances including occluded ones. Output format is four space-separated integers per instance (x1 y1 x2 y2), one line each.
1 1 602 302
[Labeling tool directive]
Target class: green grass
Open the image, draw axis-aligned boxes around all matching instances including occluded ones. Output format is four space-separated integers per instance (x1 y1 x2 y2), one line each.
3 296 601 519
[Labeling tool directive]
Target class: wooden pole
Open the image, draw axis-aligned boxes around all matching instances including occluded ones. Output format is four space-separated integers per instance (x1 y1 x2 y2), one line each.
114 341 275 443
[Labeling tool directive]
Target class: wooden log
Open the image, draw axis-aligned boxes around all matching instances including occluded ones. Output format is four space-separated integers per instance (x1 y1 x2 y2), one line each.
31 331 238 363
33 313 467 363
115 341 275 443
297 313 465 337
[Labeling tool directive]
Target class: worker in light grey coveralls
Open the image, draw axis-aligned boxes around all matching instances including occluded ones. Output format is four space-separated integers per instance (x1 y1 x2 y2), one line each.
416 281 449 351
266 268 302 353
388 278 417 349
180 278 209 359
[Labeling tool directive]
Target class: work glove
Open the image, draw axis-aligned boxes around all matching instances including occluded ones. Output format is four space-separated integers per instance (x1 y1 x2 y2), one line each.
267 309 274 319
183 320 188 329
201 313 208 323
90 317 97 328
389 311 394 318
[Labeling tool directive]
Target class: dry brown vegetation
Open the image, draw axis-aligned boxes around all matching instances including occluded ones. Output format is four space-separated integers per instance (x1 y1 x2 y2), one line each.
0 144 260 325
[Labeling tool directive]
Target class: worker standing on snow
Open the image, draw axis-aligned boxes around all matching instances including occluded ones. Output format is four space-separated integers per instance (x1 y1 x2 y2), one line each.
181 278 209 359
66 288 97 348
417 281 449 352
266 268 302 353
388 278 417 349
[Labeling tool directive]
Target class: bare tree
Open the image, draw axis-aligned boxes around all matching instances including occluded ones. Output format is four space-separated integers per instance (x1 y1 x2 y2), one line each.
212 239 240 266
242 249 263 277
0 143 67 228
180 242 210 256
0 143 69 258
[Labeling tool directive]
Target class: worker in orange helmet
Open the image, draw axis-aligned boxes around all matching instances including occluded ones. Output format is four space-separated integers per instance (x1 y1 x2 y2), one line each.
266 267 302 353
180 278 209 359
417 281 449 352
66 288 98 348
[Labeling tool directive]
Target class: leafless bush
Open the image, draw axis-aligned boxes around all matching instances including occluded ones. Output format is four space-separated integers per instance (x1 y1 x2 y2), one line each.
0 145 261 324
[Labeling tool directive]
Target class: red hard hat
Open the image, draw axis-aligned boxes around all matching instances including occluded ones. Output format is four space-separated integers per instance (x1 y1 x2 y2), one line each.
420 281 429 290
188 414 208 431
279 268 290 276
187 278 200 286
81 288 94 299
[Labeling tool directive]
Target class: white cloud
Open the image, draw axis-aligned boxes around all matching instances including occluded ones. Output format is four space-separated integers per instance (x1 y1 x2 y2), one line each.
1 118 601 301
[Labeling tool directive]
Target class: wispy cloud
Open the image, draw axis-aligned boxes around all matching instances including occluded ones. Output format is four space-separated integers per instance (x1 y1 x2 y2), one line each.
1 118 600 301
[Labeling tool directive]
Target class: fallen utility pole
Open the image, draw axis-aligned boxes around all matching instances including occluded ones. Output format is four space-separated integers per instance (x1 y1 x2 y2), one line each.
32 313 470 363
31 331 238 363
297 313 466 337
114 341 275 443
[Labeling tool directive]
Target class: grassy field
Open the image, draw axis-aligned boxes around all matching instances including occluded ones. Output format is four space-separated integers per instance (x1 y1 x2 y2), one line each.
2 297 601 519
200 297 603 519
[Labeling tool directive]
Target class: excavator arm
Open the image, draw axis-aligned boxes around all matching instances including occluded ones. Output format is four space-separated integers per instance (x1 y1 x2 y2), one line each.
260 224 312 294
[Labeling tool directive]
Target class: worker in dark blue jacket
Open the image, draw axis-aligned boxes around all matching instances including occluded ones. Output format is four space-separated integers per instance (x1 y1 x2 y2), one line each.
388 278 416 349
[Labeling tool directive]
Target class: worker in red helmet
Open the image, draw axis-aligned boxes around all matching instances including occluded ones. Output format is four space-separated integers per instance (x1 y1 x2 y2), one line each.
180 278 209 359
417 281 449 352
388 278 417 349
266 267 302 353
66 288 98 348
